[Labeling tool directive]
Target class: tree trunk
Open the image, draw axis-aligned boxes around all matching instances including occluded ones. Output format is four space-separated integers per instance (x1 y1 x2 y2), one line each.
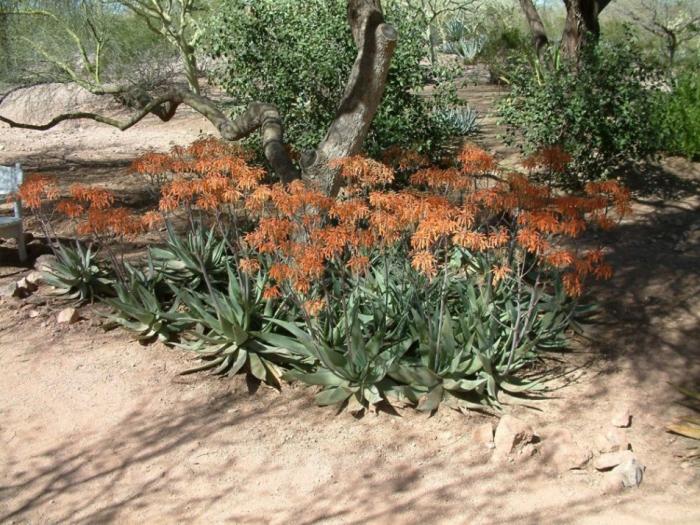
519 0 549 59
560 0 610 60
300 0 397 196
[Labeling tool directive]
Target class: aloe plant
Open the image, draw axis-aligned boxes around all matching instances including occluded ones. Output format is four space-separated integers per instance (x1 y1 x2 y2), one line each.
104 262 187 343
150 223 230 290
263 296 414 411
42 241 113 302
174 263 296 387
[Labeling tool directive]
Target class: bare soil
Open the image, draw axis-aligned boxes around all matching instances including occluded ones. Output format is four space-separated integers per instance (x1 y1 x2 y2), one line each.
0 85 699 524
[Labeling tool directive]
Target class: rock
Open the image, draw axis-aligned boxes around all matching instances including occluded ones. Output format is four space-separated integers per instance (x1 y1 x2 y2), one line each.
611 457 645 488
594 450 635 471
595 427 630 453
492 415 536 462
25 271 44 286
602 472 626 494
28 309 41 318
34 254 58 273
472 422 495 448
0 282 20 298
57 307 80 324
611 405 632 428
17 277 38 293
545 429 592 471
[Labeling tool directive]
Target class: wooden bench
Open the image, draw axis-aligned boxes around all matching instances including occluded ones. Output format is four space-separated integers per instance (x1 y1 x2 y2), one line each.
0 163 27 262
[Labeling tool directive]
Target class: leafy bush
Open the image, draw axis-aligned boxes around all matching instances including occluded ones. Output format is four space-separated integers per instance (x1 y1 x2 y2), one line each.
203 0 458 156
658 72 700 160
498 41 665 184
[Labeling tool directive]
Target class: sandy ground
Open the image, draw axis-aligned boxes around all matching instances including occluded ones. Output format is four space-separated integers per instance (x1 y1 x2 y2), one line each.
0 84 699 524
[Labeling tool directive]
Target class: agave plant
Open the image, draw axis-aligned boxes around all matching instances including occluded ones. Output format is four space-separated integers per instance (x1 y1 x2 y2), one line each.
174 263 297 387
42 241 113 302
104 262 187 343
435 106 479 136
150 223 230 290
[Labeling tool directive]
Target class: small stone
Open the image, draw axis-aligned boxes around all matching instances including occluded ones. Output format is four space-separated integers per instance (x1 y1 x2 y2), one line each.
17 277 38 293
472 422 494 447
517 443 538 462
25 271 44 286
602 472 626 494
28 310 41 318
34 254 57 273
492 415 536 462
611 405 632 428
0 282 20 298
545 428 592 471
595 427 630 453
594 450 635 471
611 457 645 488
57 307 80 324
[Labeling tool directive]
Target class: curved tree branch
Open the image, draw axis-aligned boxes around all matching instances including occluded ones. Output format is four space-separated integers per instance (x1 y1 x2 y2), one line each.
0 87 299 183
301 0 398 196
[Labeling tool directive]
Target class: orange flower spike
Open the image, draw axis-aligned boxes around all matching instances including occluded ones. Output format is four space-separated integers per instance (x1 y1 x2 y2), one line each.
563 273 583 298
262 285 282 300
593 263 614 280
492 264 512 285
239 258 261 274
453 231 488 252
458 144 496 175
330 156 394 187
142 211 165 230
348 255 370 275
269 263 292 282
411 250 437 278
18 175 59 209
303 298 326 317
56 200 85 219
545 250 575 268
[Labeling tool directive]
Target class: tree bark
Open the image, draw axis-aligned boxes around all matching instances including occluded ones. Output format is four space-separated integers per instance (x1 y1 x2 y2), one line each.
518 0 549 59
561 0 610 60
300 0 397 196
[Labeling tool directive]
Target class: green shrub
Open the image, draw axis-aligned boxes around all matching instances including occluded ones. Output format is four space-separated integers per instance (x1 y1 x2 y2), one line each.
203 0 458 156
498 41 665 184
659 72 700 160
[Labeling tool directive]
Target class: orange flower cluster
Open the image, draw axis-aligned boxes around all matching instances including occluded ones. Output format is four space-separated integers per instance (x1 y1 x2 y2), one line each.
19 138 625 302
329 156 394 188
15 174 59 209
54 184 144 238
522 146 572 173
132 137 254 179
459 144 497 175
381 145 430 172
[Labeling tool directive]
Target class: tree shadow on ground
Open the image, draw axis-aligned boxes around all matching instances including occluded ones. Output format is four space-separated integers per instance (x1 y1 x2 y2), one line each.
582 186 700 389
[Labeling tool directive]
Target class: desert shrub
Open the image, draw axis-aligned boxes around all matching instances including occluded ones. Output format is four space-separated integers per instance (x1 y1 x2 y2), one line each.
658 71 700 160
23 139 628 413
498 41 665 185
203 0 458 156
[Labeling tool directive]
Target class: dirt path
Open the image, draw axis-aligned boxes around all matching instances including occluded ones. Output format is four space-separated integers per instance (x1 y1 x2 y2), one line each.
1 85 699 524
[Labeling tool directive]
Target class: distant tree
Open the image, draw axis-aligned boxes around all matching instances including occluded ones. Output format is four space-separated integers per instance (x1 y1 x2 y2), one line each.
614 0 700 65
